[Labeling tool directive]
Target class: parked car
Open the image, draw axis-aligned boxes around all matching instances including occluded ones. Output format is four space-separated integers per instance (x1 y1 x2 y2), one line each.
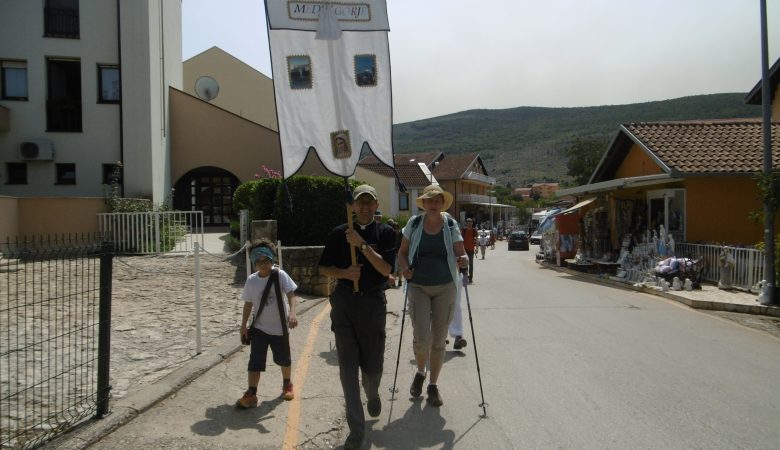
529 231 542 245
508 231 530 251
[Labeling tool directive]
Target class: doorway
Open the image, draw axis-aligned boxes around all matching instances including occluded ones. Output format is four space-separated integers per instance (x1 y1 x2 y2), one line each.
173 167 239 227
647 189 685 242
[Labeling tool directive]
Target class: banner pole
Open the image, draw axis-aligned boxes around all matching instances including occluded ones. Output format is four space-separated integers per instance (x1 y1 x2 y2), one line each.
345 178 359 292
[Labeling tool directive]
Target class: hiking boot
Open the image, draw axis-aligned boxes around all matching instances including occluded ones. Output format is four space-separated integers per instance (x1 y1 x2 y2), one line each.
454 336 468 350
235 390 258 409
344 431 364 450
367 396 381 417
410 372 425 397
427 385 443 407
282 382 294 401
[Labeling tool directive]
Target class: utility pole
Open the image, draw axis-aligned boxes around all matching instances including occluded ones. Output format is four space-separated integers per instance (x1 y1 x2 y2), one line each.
759 0 775 306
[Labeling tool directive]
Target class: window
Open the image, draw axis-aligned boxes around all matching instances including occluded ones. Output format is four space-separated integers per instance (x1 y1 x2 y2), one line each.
55 163 76 185
6 163 27 185
399 193 409 211
102 163 122 185
98 65 120 103
47 58 81 132
1 61 28 100
44 0 79 39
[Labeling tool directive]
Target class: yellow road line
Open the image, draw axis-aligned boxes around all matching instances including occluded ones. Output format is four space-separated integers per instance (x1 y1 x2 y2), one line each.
283 302 332 449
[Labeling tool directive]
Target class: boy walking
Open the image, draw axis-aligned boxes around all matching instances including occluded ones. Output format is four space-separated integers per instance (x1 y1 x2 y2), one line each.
236 239 299 408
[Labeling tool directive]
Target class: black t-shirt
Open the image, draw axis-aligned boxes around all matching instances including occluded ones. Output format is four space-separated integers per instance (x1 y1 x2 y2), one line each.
319 221 397 291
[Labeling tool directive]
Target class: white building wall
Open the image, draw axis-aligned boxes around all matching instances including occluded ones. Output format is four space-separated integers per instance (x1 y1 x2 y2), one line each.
120 0 181 204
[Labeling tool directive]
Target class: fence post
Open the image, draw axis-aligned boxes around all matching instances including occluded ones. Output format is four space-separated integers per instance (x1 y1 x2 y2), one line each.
154 212 161 253
194 242 202 355
96 241 114 418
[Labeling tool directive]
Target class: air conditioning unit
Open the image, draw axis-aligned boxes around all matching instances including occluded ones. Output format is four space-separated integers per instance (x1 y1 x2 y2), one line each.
20 140 55 161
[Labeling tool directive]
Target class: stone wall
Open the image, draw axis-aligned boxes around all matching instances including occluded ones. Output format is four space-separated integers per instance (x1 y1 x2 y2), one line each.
280 246 334 296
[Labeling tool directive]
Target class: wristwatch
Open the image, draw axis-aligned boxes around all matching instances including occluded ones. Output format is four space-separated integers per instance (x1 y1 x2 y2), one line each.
360 243 369 252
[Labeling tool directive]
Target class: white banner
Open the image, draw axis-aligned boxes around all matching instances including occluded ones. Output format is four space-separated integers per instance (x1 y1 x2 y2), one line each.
266 0 394 177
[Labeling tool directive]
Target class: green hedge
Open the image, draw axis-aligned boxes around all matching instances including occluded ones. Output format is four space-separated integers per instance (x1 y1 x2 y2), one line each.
234 175 361 246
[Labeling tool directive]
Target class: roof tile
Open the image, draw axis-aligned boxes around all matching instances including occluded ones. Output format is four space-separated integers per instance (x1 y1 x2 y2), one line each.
625 120 780 174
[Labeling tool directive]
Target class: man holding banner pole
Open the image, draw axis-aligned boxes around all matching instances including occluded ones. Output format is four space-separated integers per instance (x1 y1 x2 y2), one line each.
318 184 396 449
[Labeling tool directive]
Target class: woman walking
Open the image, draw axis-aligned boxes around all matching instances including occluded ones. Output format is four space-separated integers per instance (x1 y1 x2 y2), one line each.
397 185 469 407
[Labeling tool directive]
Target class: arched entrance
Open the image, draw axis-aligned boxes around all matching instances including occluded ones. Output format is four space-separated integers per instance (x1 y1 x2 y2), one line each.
173 167 240 227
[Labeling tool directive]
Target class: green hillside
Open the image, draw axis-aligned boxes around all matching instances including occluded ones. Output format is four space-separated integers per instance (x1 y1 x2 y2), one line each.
392 93 761 187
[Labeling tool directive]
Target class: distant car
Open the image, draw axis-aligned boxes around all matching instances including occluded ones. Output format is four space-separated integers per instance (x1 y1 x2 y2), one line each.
529 231 542 245
507 231 530 251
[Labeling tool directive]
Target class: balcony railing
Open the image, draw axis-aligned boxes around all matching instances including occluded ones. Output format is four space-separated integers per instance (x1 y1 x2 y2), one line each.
463 171 496 185
44 7 80 38
458 193 497 204
47 100 82 132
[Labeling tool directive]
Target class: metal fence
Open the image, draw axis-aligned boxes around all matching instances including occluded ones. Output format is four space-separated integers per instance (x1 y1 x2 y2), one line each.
97 211 203 254
676 243 764 291
0 235 113 449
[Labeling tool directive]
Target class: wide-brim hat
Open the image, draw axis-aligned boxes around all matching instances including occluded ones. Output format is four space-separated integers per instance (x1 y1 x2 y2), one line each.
416 184 453 210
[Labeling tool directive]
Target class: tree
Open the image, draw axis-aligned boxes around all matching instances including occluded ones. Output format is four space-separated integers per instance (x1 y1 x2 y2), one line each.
565 138 608 185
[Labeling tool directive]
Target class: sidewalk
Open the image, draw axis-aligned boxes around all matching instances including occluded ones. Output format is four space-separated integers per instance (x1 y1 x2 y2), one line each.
539 260 780 318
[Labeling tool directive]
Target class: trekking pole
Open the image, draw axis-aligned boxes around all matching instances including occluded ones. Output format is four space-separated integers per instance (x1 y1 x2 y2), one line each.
389 282 409 400
461 269 488 417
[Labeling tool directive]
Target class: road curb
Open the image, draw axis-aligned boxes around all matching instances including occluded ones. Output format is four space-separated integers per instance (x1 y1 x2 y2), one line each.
44 296 330 450
537 260 780 318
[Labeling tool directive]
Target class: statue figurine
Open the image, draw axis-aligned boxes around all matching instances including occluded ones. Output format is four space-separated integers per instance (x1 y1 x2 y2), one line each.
651 231 658 255
718 246 736 290
667 233 675 257
684 278 693 291
672 277 682 291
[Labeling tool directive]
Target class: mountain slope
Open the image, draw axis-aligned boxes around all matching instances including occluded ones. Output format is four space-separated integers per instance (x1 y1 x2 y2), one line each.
391 93 761 186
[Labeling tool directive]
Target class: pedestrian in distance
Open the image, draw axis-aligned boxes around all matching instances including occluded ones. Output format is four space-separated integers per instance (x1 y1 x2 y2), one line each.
397 184 469 407
236 239 299 409
478 230 488 259
318 184 397 450
461 218 477 284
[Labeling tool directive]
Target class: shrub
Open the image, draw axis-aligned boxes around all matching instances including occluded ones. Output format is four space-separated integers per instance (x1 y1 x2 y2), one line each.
232 176 363 246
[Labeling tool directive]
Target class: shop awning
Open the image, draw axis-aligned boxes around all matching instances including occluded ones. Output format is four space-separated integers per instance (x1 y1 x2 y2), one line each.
555 173 682 197
561 197 596 215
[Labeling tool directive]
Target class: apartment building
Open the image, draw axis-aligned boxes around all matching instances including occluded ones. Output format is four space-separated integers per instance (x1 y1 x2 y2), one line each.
0 0 182 204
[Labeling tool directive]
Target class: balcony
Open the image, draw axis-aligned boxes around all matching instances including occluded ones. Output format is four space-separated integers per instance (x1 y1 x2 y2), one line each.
47 100 82 132
463 170 496 185
458 193 497 204
44 8 80 39
0 105 9 131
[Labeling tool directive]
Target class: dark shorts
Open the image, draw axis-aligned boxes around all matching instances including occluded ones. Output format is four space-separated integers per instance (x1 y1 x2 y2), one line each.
247 328 291 372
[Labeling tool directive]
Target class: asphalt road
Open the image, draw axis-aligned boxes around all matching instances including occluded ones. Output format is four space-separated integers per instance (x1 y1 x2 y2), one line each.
87 243 780 449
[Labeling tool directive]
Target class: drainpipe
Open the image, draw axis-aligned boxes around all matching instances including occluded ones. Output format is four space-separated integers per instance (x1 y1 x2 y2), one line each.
116 0 125 196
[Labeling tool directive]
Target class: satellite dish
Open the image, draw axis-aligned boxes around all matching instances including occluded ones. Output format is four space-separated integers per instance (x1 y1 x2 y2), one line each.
194 76 219 101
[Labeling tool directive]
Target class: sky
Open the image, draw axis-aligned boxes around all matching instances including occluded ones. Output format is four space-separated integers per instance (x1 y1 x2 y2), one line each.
182 0 779 124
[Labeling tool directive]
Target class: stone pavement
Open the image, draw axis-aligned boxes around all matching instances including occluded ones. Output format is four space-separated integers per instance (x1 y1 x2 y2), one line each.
43 238 779 448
